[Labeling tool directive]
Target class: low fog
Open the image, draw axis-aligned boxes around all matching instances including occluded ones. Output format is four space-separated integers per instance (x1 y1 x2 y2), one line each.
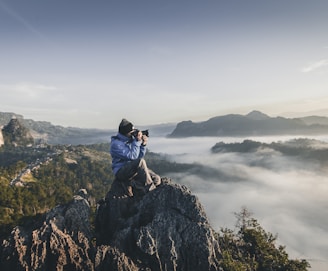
149 135 328 271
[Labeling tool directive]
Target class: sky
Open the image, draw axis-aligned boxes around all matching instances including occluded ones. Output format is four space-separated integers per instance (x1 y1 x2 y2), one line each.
1 0 328 129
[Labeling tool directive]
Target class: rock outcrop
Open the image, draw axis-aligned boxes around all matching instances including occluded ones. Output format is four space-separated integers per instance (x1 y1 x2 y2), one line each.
96 178 221 271
2 117 34 147
0 180 222 271
0 189 94 271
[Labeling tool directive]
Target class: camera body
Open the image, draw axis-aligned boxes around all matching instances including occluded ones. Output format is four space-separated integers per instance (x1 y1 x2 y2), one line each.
132 129 149 138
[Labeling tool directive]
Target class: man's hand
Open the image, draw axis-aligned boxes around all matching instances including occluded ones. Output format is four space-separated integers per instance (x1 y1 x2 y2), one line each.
136 130 143 141
142 134 148 145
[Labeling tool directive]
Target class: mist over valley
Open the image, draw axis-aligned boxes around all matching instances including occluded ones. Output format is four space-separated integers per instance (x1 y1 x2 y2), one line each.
149 135 328 271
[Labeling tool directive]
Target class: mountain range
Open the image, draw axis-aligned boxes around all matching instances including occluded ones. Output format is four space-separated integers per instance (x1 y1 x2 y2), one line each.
2 110 328 144
169 110 328 137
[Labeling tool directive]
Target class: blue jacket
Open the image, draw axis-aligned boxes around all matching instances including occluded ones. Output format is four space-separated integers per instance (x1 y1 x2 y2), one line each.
110 133 146 175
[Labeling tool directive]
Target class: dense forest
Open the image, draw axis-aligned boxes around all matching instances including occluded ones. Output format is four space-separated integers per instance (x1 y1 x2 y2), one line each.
0 143 113 239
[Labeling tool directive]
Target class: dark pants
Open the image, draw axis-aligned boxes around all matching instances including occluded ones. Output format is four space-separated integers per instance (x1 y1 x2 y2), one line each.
116 158 161 189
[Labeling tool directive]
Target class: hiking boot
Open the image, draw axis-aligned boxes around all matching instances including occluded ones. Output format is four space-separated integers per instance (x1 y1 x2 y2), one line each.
131 180 146 196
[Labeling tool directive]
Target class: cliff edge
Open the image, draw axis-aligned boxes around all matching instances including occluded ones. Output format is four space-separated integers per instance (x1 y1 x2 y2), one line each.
0 179 222 271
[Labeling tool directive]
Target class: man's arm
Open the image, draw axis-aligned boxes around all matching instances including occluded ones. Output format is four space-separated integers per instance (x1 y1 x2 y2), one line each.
111 138 143 160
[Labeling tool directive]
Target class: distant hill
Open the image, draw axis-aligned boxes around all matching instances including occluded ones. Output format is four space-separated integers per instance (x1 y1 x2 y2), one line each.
298 115 328 126
211 138 328 162
169 110 328 137
0 112 114 145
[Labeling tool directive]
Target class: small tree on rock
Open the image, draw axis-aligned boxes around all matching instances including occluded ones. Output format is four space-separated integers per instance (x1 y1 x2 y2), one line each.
217 207 310 271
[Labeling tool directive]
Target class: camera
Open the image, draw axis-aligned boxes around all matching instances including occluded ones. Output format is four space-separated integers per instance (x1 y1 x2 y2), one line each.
132 129 149 138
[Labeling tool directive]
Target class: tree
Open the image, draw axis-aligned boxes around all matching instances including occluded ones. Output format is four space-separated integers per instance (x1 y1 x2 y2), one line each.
218 207 310 271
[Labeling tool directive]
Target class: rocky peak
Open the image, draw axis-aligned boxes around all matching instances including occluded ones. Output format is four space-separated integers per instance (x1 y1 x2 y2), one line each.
96 178 221 270
0 180 222 271
2 118 34 147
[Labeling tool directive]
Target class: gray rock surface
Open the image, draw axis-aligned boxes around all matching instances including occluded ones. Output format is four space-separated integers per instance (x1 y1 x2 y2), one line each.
1 117 34 147
0 190 94 271
1 180 222 271
96 178 221 271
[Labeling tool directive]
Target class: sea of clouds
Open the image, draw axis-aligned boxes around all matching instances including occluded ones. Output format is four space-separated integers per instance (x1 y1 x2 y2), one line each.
149 135 328 271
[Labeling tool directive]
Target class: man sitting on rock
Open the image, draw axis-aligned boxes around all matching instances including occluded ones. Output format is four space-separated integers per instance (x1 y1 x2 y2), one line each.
110 118 161 197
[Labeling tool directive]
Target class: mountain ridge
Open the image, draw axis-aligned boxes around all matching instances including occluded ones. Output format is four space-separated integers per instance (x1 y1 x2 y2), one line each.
0 112 113 145
2 110 328 143
169 110 328 137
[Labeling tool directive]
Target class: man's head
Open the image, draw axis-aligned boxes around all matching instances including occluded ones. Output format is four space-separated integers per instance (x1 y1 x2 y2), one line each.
119 118 134 135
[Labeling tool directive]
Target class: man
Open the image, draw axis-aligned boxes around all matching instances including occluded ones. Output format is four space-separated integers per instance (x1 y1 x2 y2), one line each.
110 118 161 196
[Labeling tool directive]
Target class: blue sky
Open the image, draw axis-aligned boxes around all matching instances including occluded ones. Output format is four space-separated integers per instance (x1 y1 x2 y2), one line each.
1 0 328 128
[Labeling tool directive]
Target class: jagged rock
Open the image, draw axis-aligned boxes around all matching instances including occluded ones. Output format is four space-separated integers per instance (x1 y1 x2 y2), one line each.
0 181 222 271
0 189 94 271
95 246 139 271
96 178 222 271
1 117 34 147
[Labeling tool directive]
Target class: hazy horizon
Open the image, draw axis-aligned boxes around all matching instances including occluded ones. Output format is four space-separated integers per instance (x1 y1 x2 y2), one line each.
3 108 328 132
1 0 328 128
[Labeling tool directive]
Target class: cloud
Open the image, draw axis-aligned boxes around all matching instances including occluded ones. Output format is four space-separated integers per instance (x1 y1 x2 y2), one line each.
14 82 57 97
0 82 58 101
302 59 328 73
